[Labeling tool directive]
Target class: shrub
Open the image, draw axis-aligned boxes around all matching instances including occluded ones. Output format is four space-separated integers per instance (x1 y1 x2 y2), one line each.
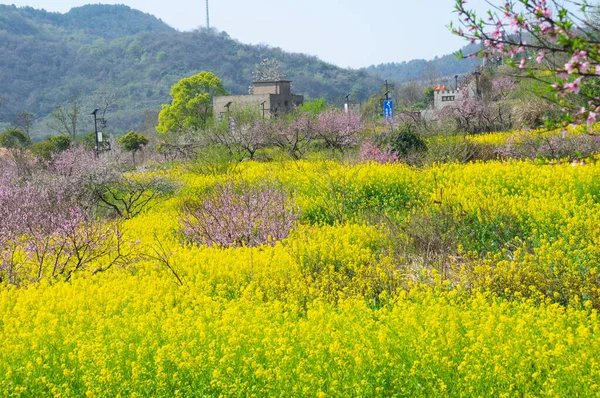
299 98 327 115
425 135 498 164
359 141 398 164
299 166 418 225
30 135 72 161
180 181 298 247
379 123 427 157
0 129 30 149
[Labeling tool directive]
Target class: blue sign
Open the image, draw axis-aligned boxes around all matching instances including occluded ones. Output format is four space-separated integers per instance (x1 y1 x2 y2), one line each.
384 100 394 120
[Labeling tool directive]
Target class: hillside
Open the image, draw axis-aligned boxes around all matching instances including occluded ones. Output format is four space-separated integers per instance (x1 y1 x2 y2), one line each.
0 4 383 138
367 43 482 84
0 4 175 39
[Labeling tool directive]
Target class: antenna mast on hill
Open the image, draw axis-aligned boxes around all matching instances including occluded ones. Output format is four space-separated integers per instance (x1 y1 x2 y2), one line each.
206 0 210 30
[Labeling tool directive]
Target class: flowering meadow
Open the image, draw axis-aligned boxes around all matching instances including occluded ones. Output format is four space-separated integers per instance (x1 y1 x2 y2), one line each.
1 150 600 396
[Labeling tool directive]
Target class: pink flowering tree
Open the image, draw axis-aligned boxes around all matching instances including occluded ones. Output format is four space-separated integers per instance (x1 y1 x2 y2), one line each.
442 75 517 133
0 145 145 286
36 146 175 220
451 0 600 129
231 119 271 160
0 176 133 285
270 112 317 159
445 87 488 133
359 140 399 164
180 181 298 248
316 109 364 153
208 106 271 160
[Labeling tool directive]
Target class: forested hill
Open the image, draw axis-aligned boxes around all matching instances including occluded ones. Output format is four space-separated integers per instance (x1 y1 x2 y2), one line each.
0 4 175 39
367 43 482 84
0 4 382 137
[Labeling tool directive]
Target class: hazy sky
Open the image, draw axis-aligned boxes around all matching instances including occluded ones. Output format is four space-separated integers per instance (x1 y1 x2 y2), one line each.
1 0 494 68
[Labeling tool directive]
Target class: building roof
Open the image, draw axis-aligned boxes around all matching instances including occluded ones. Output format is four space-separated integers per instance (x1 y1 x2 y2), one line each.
252 80 293 84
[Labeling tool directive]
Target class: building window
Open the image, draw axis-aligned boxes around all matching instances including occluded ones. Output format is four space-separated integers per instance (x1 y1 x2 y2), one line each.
284 101 289 107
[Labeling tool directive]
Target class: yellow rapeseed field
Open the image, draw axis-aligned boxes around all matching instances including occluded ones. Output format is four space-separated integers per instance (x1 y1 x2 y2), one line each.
467 123 597 146
2 156 600 396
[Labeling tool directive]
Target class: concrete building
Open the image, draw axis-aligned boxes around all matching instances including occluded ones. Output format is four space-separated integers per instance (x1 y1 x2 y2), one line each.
214 80 304 119
433 89 463 111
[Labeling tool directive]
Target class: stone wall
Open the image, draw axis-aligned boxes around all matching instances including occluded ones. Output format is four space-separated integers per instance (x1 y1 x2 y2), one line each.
214 94 271 117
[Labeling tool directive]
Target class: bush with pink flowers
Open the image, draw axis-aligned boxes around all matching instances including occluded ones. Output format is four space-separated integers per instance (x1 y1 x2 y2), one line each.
180 181 298 247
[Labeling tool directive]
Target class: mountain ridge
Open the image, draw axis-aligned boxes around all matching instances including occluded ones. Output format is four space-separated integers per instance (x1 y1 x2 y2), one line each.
366 43 482 84
0 4 477 137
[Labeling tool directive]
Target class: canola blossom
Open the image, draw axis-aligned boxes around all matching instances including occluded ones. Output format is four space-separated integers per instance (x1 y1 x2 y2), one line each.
2 156 600 396
467 123 598 146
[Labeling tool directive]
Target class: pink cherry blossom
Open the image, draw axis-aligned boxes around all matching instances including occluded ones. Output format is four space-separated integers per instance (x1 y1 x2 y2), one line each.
536 51 546 63
519 58 527 69
580 62 590 74
564 77 583 94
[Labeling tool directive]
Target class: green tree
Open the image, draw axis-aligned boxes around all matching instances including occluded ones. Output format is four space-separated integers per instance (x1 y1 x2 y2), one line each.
0 129 30 149
0 129 28 149
30 135 72 160
300 98 327 115
423 87 435 109
378 123 427 156
157 72 228 134
119 130 149 166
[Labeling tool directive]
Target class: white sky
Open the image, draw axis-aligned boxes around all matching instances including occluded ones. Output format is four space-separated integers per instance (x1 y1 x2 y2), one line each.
2 0 497 68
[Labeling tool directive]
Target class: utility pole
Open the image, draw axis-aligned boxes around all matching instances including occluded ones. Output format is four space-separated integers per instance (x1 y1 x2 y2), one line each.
385 80 390 100
206 0 210 30
91 108 108 157
91 109 100 158
382 80 394 121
